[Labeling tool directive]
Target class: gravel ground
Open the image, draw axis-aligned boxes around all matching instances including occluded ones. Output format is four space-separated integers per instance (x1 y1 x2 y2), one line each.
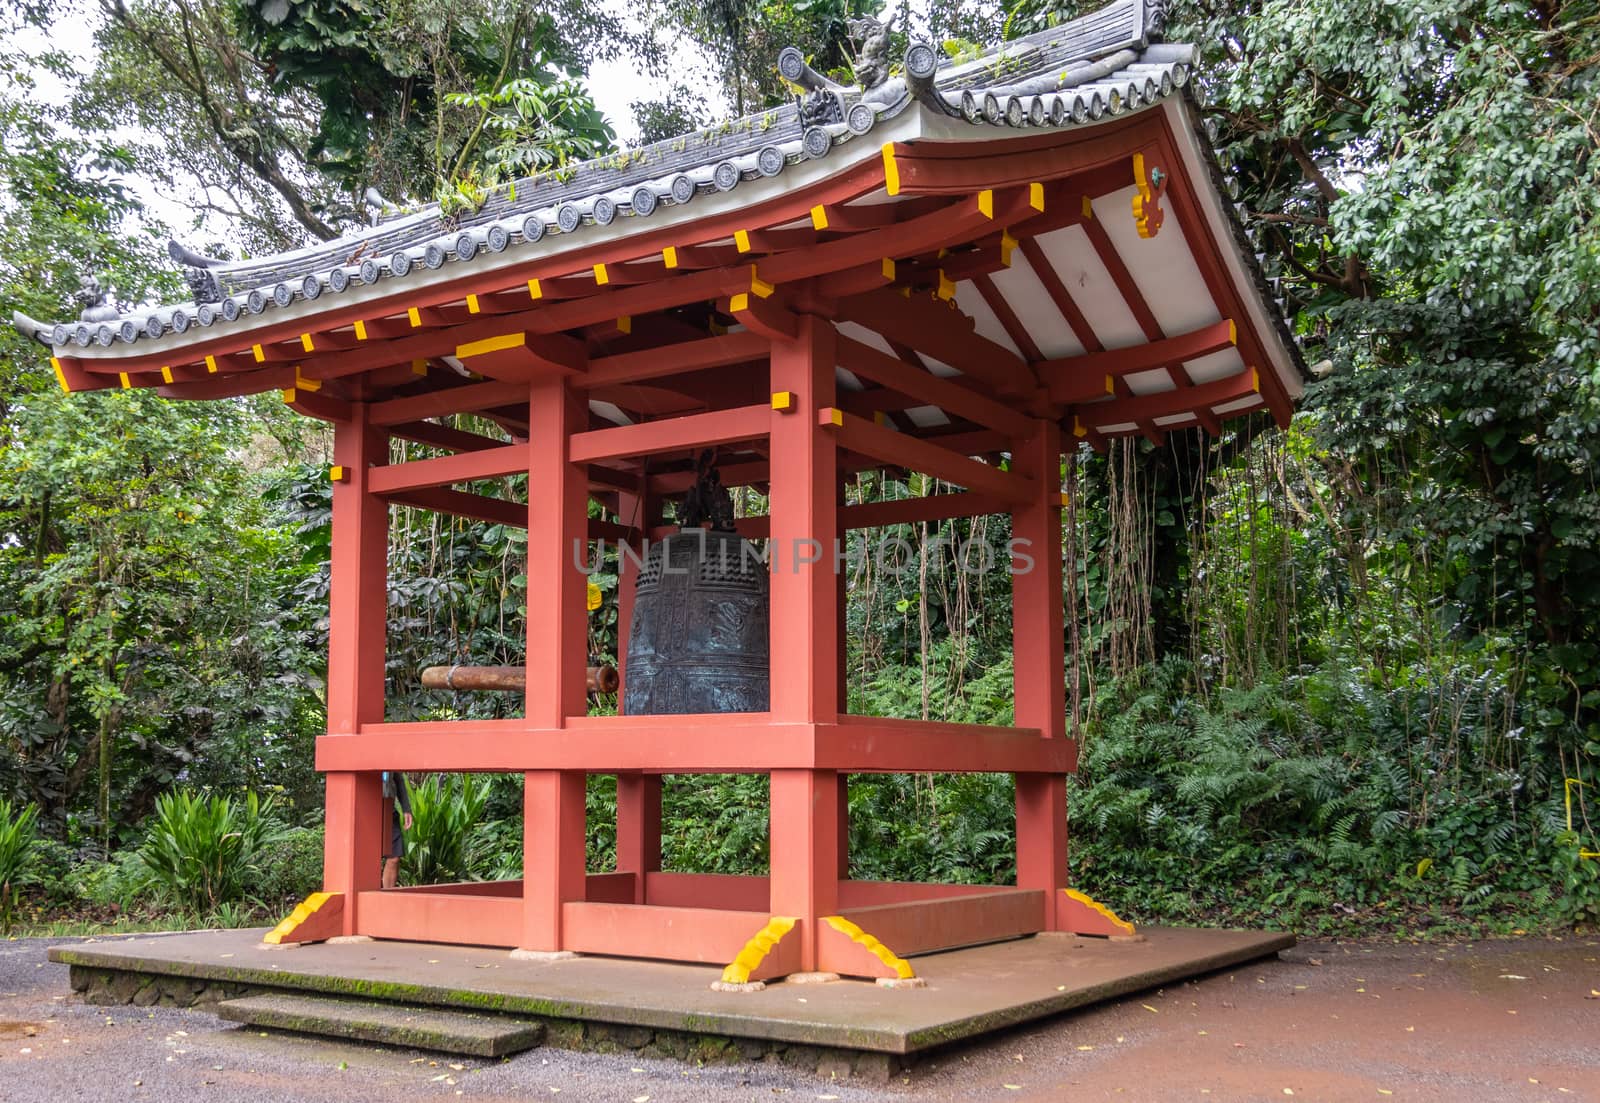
1 933 1595 1102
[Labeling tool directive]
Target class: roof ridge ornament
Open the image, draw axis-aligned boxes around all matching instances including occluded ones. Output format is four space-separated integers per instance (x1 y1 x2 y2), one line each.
76 273 120 323
846 15 894 90
905 41 960 117
168 239 225 305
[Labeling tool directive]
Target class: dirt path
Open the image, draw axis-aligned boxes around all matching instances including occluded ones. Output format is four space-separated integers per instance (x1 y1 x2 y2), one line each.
1 935 1594 1101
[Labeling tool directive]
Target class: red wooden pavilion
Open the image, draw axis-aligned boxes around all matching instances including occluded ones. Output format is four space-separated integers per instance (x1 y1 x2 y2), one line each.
20 0 1303 983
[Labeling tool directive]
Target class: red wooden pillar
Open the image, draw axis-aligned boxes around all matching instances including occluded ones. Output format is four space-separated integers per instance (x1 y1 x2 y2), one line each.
768 315 841 969
614 485 661 904
1011 421 1069 930
323 404 388 934
835 481 850 880
522 376 590 951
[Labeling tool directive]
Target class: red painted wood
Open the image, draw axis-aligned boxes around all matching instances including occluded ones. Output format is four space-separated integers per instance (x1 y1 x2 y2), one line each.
318 720 811 773
322 773 382 936
388 420 508 453
578 331 768 388
644 872 770 912
766 314 842 971
833 888 1045 956
356 889 522 947
1039 317 1237 387
832 288 1037 397
456 332 587 382
314 715 1077 774
616 774 662 905
837 881 1019 908
1147 119 1297 428
883 114 1157 195
583 872 638 904
368 442 528 493
568 403 771 464
370 381 531 426
1080 367 1260 428
814 717 1075 774
824 409 1032 505
1009 422 1070 932
269 892 345 944
835 335 1034 437
521 375 589 951
561 902 786 967
386 486 524 528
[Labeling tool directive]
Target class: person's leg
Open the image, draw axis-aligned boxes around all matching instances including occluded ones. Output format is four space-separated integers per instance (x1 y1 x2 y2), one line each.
381 804 401 888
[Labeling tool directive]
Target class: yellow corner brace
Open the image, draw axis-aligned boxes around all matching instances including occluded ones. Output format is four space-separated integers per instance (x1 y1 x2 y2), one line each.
1063 888 1135 935
264 891 335 944
821 916 914 979
721 916 797 984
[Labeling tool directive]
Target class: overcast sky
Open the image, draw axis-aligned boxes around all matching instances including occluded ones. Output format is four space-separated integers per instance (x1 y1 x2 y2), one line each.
22 0 724 252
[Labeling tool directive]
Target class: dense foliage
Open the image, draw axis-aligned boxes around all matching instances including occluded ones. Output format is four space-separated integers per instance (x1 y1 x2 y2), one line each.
0 0 1596 938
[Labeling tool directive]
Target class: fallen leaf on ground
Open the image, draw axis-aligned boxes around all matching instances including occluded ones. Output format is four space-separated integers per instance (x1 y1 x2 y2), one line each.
1141 1004 1159 1013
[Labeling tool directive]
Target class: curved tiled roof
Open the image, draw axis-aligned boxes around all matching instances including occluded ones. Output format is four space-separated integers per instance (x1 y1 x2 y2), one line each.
16 0 1245 358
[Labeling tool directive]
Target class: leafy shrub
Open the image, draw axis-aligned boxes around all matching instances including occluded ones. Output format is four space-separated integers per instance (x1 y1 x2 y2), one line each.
254 826 325 905
80 849 152 911
0 797 39 933
403 774 489 885
135 790 287 914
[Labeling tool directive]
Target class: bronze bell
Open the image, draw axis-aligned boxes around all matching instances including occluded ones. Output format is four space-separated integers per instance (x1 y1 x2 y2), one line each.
623 455 769 715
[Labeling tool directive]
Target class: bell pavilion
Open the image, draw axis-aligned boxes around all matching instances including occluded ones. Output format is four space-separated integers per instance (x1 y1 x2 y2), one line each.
22 0 1304 985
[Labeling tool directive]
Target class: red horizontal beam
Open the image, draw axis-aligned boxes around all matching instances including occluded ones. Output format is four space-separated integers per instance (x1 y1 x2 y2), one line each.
369 441 526 493
569 403 770 464
832 889 1045 957
735 490 1008 539
578 330 768 389
369 380 528 426
389 420 508 453
560 902 782 966
820 409 1032 505
316 714 1075 773
1040 318 1238 404
386 485 525 527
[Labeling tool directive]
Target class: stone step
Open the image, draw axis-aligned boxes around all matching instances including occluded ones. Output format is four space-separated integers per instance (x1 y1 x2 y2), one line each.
215 993 544 1057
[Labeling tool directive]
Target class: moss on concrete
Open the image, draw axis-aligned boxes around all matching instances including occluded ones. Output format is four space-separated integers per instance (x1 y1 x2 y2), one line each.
67 961 904 1079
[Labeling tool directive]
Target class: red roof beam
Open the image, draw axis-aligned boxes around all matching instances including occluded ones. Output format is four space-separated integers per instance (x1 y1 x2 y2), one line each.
818 407 1032 505
836 334 1034 438
832 287 1039 400
1077 367 1261 429
368 441 529 494
1040 318 1238 404
578 330 768 389
569 403 771 465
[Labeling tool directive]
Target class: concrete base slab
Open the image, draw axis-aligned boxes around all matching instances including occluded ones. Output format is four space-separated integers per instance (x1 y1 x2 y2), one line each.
783 971 841 985
50 925 1293 1057
325 935 373 944
217 992 544 1057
